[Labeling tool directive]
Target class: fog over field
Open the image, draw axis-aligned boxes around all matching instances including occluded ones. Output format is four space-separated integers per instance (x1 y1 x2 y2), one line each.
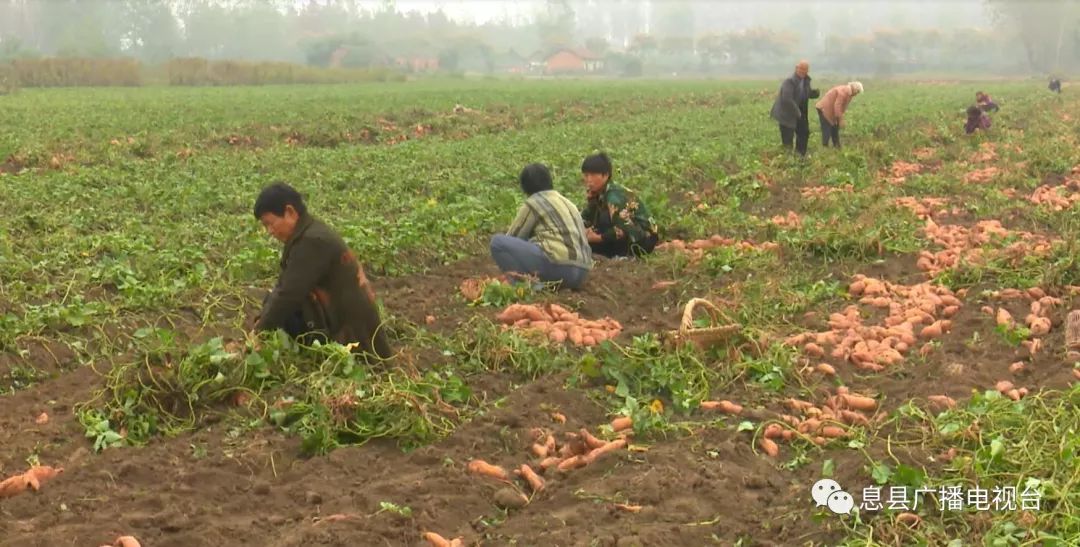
1 0 1077 77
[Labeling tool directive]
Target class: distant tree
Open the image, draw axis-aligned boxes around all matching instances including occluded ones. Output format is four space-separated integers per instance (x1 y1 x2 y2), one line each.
629 33 658 56
984 0 1080 71
585 37 609 56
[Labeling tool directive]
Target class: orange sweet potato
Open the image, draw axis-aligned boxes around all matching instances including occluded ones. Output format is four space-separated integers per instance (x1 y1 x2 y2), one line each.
759 438 780 457
582 438 628 465
610 416 633 432
518 464 545 493
700 400 742 414
467 460 509 481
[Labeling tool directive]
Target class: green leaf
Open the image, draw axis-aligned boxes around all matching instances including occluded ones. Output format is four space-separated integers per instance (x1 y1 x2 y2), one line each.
822 458 835 478
870 462 892 485
990 437 1005 459
736 421 754 432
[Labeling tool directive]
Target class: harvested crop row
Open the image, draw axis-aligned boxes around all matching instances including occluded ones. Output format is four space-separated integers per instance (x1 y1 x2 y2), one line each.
466 415 633 509
787 275 963 372
917 219 1057 278
760 387 878 456
800 184 853 199
770 211 802 228
893 196 957 220
1028 165 1080 211
496 303 622 346
656 236 779 263
884 160 924 184
963 166 1000 184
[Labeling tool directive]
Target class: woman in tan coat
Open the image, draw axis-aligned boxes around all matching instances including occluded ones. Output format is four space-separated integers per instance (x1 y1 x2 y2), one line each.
815 81 863 148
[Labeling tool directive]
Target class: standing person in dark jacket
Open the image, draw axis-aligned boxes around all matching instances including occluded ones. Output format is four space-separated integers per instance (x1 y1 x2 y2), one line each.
1049 78 1062 93
580 153 660 258
770 60 819 157
252 182 392 359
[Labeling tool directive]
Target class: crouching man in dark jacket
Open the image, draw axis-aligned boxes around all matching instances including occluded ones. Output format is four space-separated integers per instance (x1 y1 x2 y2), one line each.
770 60 819 157
252 182 392 359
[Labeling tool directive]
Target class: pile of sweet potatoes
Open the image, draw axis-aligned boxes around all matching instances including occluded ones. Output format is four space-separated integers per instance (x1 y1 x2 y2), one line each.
917 219 1055 278
497 303 621 346
786 275 964 372
759 387 878 456
893 197 956 220
656 236 779 263
885 160 923 184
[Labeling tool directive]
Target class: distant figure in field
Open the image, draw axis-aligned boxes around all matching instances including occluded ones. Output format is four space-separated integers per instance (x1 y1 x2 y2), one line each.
490 163 593 290
975 91 999 112
1049 78 1062 93
580 153 660 258
252 182 391 359
770 60 820 157
965 105 991 135
815 81 863 148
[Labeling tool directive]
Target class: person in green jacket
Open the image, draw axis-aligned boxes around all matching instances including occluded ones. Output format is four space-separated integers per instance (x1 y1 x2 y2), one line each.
580 153 660 258
252 182 391 359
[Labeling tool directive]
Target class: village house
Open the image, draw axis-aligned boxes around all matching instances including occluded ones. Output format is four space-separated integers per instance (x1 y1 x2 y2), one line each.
542 48 605 74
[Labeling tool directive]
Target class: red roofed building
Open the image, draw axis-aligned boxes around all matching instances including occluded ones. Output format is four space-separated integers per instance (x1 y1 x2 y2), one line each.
544 48 605 74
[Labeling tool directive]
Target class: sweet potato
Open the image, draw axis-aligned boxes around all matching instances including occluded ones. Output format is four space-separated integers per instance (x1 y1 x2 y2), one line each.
804 343 825 357
582 438 628 465
551 412 567 424
113 538 142 547
0 474 32 498
820 426 847 438
580 429 606 450
995 380 1014 394
582 335 597 346
784 398 815 412
467 460 509 481
610 416 633 432
1006 389 1021 401
815 363 837 376
567 326 584 345
557 455 584 472
797 418 822 434
613 503 643 513
1030 317 1051 336
423 532 464 547
764 423 784 439
927 395 956 410
700 400 742 414
839 410 870 426
896 512 921 526
35 412 48 425
1073 368 1080 381
759 438 779 457
549 329 568 343
841 394 877 412
996 308 1014 327
538 456 562 471
518 464 545 493
780 430 795 441
531 443 548 458
920 322 943 339
1009 362 1026 375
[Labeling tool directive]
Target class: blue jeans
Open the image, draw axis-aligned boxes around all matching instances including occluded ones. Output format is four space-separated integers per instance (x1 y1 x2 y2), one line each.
490 235 589 290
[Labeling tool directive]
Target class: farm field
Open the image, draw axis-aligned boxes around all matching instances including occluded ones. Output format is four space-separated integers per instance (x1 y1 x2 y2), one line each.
0 79 1078 546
